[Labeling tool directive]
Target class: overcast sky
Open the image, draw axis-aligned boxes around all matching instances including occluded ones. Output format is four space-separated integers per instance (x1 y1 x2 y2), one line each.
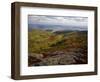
28 15 88 31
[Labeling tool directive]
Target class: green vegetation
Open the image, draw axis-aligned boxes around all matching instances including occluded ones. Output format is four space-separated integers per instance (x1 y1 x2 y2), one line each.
28 29 87 66
28 29 64 53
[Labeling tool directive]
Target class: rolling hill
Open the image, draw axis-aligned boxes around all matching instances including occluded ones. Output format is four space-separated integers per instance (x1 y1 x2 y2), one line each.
28 29 87 66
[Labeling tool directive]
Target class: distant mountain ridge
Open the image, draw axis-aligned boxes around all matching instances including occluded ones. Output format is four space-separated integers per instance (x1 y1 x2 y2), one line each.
28 23 87 32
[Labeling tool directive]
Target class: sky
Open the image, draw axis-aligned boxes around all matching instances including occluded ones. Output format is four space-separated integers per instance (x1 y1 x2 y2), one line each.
28 15 88 31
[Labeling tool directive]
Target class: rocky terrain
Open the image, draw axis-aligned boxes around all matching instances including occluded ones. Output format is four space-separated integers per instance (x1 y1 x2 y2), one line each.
28 48 87 66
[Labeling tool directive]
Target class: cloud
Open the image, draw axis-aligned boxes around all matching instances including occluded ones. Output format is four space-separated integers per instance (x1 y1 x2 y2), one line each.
28 15 88 27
